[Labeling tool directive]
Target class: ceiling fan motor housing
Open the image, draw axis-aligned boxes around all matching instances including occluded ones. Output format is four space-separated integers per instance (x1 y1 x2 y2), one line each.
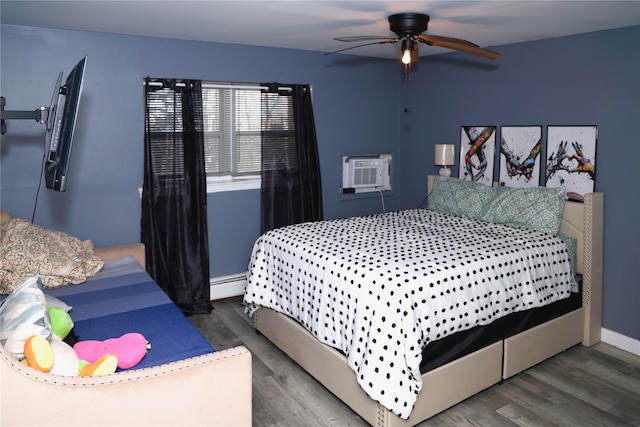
388 13 429 38
328 12 498 61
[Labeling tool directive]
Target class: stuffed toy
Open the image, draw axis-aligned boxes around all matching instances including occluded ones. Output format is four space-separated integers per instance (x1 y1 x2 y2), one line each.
48 307 74 342
23 335 54 372
74 332 151 370
22 305 149 376
23 333 118 376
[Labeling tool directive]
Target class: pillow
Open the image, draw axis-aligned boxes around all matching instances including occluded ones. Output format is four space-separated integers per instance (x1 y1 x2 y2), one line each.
428 176 497 221
45 294 73 312
0 218 104 294
481 186 565 235
557 233 579 293
0 275 52 359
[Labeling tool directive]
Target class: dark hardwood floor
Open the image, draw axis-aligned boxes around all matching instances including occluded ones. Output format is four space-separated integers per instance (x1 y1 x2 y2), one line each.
189 297 640 427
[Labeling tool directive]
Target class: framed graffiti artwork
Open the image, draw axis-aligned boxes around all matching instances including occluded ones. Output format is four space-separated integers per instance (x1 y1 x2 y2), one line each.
545 125 597 202
458 126 496 186
499 126 543 188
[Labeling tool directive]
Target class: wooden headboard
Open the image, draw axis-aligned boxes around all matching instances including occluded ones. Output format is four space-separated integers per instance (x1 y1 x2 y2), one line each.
560 194 604 345
426 176 603 345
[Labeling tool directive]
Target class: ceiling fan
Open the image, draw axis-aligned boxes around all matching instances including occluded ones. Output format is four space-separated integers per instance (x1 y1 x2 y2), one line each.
327 13 500 64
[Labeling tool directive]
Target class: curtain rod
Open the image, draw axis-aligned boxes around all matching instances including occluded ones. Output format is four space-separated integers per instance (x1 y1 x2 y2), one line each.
143 80 293 92
142 80 293 92
144 81 262 90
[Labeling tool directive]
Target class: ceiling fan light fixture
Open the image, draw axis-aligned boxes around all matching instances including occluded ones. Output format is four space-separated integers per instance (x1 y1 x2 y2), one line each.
401 38 414 64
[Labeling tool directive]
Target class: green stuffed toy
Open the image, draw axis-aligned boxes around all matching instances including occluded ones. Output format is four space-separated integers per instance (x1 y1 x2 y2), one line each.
48 307 74 342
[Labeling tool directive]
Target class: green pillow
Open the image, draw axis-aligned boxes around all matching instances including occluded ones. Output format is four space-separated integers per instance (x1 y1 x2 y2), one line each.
45 295 72 312
481 186 565 235
428 177 496 221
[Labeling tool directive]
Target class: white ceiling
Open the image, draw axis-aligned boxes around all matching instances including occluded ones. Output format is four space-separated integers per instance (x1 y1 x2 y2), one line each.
2 1 639 60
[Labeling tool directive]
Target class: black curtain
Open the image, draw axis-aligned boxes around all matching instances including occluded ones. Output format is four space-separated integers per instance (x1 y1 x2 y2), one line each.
141 78 211 315
260 83 323 233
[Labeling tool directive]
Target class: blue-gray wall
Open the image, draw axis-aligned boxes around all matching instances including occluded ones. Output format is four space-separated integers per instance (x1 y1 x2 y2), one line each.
398 26 640 342
0 24 402 278
1 24 638 342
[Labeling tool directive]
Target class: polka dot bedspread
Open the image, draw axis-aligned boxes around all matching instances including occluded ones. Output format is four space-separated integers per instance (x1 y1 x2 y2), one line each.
244 209 572 419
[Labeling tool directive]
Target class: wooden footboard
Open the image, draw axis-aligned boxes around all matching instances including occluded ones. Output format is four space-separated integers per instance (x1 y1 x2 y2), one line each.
255 307 502 427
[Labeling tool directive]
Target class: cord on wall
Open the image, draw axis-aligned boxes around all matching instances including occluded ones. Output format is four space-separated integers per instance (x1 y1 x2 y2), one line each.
379 189 386 213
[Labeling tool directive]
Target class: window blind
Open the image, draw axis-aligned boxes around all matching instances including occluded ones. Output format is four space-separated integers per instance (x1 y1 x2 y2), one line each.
145 87 186 179
146 80 297 179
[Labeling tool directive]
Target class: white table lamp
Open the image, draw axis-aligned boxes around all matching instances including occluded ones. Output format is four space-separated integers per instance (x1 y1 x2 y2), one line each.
434 144 455 177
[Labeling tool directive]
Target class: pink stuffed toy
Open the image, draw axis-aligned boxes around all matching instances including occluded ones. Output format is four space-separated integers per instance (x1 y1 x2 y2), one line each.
74 333 150 369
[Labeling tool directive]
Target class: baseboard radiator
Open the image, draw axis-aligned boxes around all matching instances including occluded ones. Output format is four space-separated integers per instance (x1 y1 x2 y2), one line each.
210 273 247 300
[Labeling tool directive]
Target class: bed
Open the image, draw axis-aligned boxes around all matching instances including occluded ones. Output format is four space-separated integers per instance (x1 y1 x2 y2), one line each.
243 176 603 427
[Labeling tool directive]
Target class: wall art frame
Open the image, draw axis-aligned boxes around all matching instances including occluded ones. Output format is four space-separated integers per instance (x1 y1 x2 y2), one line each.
545 125 597 202
499 125 543 188
458 126 496 186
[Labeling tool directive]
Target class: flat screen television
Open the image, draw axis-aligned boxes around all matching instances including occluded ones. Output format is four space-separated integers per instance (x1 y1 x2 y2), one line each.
44 56 87 191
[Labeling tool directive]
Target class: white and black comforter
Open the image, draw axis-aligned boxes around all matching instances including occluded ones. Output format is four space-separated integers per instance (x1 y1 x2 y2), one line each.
243 209 572 419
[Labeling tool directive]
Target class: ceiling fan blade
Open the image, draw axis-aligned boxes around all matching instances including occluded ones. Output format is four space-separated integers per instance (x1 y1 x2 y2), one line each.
334 36 396 42
417 35 500 60
325 39 398 56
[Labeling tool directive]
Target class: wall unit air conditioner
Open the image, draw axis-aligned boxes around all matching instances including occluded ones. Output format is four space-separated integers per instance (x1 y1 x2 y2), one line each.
342 154 392 194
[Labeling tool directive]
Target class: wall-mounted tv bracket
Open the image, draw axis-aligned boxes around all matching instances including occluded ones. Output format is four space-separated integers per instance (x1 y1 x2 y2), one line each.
1 96 49 135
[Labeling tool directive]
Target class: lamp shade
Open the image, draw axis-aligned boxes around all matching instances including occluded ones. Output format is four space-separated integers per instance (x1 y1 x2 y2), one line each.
434 144 455 166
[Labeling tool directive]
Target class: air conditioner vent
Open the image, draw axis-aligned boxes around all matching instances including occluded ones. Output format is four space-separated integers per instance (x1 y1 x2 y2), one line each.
342 154 392 193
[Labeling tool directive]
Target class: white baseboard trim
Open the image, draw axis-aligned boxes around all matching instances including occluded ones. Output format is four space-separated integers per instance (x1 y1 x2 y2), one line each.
210 274 246 300
601 328 640 356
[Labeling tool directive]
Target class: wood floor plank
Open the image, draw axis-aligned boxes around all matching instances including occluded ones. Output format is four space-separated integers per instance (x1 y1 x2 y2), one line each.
189 308 243 349
593 342 640 366
429 398 518 427
495 401 555 427
504 373 626 427
252 375 313 427
527 353 640 417
454 392 519 427
193 297 640 426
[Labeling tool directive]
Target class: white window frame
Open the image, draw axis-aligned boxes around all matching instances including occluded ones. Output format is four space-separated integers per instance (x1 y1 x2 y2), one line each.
143 80 299 194
206 174 261 193
202 82 264 193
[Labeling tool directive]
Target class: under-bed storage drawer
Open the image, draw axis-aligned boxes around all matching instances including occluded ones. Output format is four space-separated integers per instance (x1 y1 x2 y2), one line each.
405 341 503 426
503 308 584 379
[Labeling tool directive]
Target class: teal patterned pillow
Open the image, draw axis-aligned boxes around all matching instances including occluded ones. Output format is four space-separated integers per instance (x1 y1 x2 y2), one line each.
481 186 565 235
557 233 579 293
428 177 496 221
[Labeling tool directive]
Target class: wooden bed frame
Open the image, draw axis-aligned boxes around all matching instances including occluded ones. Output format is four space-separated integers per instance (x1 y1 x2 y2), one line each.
252 180 603 427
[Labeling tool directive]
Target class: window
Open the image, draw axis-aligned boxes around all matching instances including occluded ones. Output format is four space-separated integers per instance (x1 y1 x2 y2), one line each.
145 80 296 193
203 82 294 192
202 84 260 179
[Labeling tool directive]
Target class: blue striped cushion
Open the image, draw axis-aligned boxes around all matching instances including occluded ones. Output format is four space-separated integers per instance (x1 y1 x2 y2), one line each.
45 257 214 371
